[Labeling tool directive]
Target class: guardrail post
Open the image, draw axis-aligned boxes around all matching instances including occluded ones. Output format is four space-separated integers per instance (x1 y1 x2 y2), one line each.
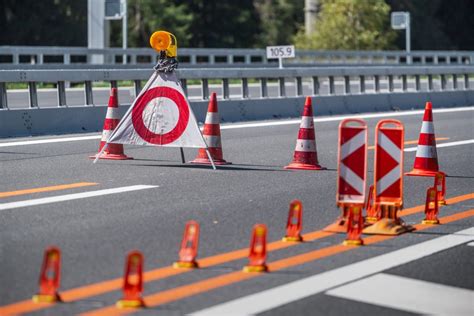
440 74 446 90
388 75 394 92
202 79 209 99
209 55 215 65
190 55 197 65
242 78 249 98
223 79 230 99
260 78 268 98
428 75 433 91
344 76 350 94
13 54 19 64
134 80 142 97
85 81 94 106
28 82 38 108
245 55 251 65
37 54 44 64
312 76 319 95
57 81 66 107
296 77 303 96
415 75 421 91
329 76 335 95
374 75 380 92
64 54 70 65
434 55 439 65
227 55 234 65
359 76 365 93
452 74 458 90
402 75 408 91
464 74 470 90
279 77 286 97
0 82 8 109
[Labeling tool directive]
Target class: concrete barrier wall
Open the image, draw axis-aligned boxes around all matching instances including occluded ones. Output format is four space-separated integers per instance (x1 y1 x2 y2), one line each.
1 90 473 138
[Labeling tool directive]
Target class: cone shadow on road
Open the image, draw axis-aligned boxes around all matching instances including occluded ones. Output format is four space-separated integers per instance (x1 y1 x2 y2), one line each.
125 163 290 172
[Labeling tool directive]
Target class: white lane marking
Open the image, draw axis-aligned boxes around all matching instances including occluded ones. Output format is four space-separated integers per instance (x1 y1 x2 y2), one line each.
405 139 474 152
0 135 101 148
191 227 474 316
0 107 472 148
327 273 474 316
0 185 158 211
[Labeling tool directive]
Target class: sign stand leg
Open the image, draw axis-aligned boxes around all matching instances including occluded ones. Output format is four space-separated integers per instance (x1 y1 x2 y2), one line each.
205 149 217 170
179 147 185 163
278 58 283 69
93 143 109 164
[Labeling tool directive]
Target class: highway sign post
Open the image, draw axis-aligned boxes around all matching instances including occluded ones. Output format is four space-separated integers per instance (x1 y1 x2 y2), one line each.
105 0 128 64
266 45 295 69
391 11 411 64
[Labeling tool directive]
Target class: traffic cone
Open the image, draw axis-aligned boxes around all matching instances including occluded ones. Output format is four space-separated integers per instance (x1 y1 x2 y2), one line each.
343 206 364 246
116 251 145 308
406 102 443 177
191 92 231 165
243 224 268 273
285 97 325 170
89 88 132 160
282 200 303 242
32 246 62 303
422 187 440 225
173 220 200 269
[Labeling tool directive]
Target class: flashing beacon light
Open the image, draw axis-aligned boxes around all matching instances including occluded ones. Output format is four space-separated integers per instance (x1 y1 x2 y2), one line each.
149 30 178 58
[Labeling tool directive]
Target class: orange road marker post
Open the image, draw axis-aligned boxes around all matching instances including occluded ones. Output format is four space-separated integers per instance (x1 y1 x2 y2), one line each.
422 187 440 225
174 221 200 268
343 205 364 246
364 120 414 235
116 251 145 309
243 224 268 273
282 200 303 242
325 119 368 233
32 246 62 303
365 185 380 224
434 172 446 206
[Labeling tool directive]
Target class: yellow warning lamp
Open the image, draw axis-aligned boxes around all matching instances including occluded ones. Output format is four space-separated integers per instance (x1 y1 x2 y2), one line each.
149 30 178 58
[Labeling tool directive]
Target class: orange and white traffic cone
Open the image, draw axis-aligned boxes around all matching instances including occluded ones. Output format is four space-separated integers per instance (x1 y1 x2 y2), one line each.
285 97 325 170
191 92 231 165
90 88 132 160
406 101 443 177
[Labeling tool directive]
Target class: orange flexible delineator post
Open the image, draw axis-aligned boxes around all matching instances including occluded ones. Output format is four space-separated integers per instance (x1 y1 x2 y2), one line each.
116 251 145 309
343 206 364 246
32 246 62 303
282 200 303 242
363 119 414 235
434 172 446 206
365 185 380 224
324 118 367 233
174 220 200 268
422 187 440 225
243 224 268 273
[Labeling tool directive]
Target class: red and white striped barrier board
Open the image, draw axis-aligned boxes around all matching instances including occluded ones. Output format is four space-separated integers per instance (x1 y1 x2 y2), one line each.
374 119 404 206
336 119 368 205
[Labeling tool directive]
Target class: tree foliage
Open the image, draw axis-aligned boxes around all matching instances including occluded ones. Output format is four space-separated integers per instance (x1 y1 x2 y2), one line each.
294 0 396 50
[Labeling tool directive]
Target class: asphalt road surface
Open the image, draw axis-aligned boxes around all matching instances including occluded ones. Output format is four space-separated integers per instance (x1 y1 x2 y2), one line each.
0 106 473 315
5 78 469 109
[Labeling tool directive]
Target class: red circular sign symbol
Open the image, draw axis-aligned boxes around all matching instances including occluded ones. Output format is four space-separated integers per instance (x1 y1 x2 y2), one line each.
132 86 189 145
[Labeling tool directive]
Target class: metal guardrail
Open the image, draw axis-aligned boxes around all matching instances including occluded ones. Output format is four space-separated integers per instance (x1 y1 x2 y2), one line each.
0 66 472 109
1 46 473 66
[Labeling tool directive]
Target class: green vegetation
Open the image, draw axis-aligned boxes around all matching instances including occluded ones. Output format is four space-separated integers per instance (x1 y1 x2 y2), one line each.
294 0 395 50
